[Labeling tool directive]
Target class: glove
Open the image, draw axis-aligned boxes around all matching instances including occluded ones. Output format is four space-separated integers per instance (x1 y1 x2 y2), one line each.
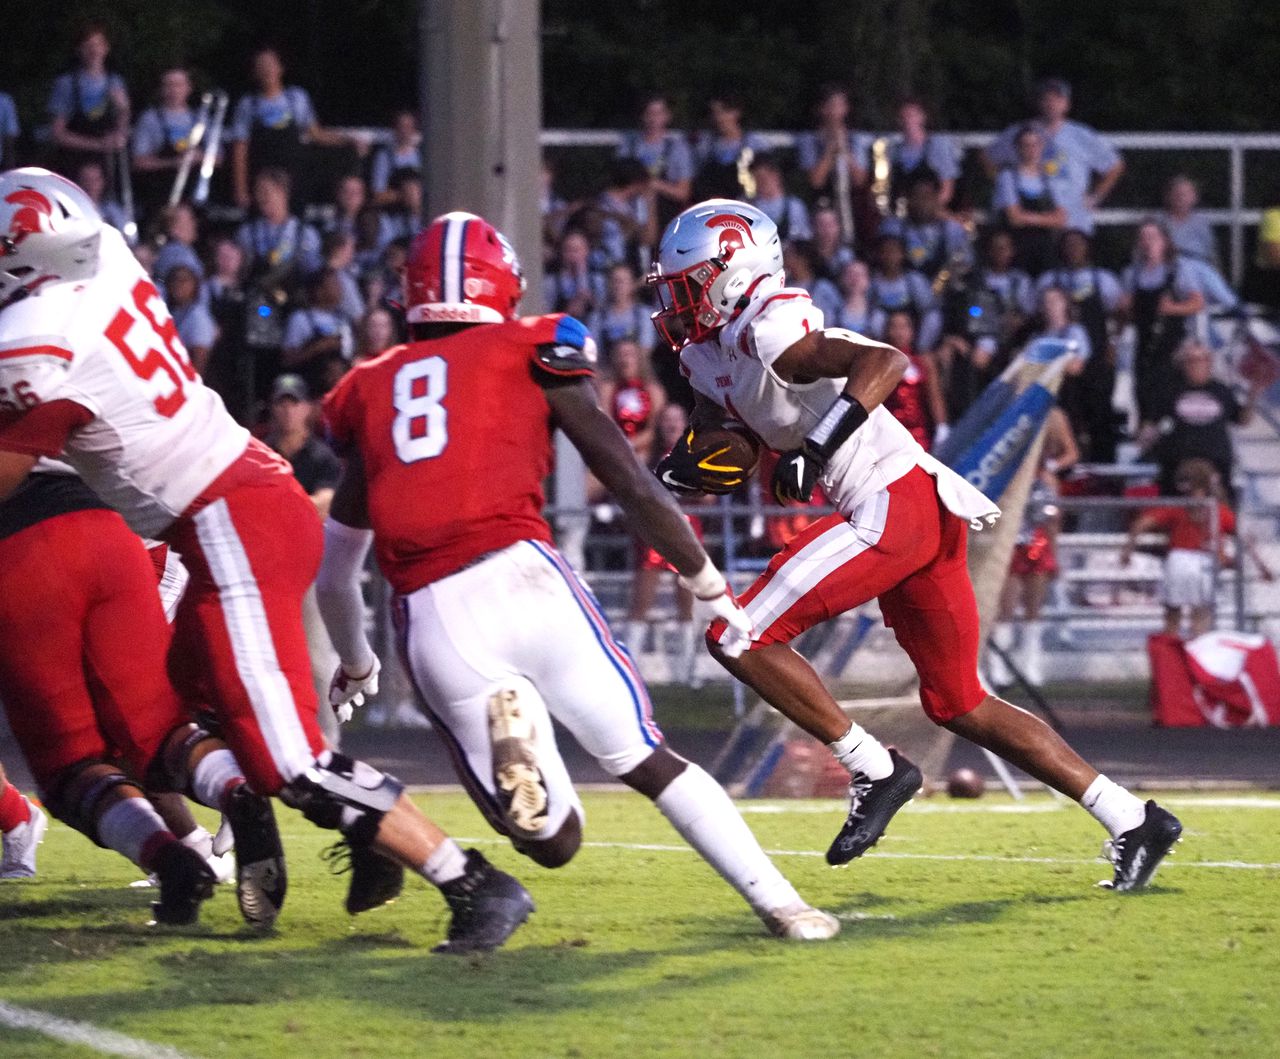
329 655 381 723
772 447 823 505
654 435 705 498
680 560 754 659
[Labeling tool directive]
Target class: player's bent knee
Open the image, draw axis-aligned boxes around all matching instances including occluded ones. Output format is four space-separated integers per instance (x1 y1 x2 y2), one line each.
514 809 582 868
619 745 689 799
280 750 405 845
46 759 141 846
147 722 221 794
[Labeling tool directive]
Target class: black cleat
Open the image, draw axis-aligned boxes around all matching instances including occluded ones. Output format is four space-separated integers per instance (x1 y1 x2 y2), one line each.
1101 800 1183 892
826 748 922 866
433 849 535 955
150 841 217 926
225 784 287 930
323 839 406 915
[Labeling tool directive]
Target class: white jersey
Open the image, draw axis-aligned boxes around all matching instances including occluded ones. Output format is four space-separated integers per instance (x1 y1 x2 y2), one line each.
680 279 999 526
0 227 248 536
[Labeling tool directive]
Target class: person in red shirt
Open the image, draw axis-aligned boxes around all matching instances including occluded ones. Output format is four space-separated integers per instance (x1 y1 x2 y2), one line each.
317 211 839 940
879 308 948 451
1122 458 1238 637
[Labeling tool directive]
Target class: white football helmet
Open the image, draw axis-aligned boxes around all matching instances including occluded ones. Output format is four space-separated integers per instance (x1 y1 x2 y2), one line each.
0 167 103 302
647 198 783 349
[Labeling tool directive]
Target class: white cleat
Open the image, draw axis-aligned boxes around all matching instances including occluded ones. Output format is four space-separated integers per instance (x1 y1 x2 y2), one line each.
487 688 549 836
1 802 48 879
763 901 841 940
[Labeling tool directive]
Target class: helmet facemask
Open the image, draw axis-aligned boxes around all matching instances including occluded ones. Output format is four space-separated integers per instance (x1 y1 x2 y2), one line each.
647 258 726 350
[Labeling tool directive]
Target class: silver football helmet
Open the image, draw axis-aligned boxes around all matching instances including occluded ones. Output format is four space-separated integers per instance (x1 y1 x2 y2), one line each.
0 167 103 302
647 198 783 349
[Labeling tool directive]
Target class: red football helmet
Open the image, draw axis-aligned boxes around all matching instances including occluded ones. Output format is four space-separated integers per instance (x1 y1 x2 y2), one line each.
404 211 525 324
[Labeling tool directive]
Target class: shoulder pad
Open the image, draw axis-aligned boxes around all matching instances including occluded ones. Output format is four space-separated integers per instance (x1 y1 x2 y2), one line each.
531 315 597 381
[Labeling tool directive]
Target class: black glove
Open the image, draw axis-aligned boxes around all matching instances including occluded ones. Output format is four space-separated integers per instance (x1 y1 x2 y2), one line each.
772 447 823 504
654 433 705 497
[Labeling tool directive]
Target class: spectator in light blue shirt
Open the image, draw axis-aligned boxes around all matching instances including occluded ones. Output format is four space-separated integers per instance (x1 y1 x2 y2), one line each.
888 97 961 211
617 94 693 226
750 154 811 242
164 266 219 375
985 78 1124 235
1159 174 1238 310
0 91 20 169
868 234 940 348
48 24 130 167
370 110 422 199
783 241 842 324
692 94 770 201
880 173 973 282
796 84 871 245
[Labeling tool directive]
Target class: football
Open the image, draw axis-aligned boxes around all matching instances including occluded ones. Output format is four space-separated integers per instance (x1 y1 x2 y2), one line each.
946 767 985 799
687 425 762 494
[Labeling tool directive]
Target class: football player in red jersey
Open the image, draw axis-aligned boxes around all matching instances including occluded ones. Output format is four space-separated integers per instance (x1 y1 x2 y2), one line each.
318 211 840 940
0 169 532 952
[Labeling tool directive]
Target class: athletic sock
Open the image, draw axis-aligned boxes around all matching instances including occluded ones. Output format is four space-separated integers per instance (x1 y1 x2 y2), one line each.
654 762 800 918
1081 774 1148 839
419 838 469 886
828 722 894 781
189 750 246 811
96 798 176 870
178 826 215 861
0 782 32 832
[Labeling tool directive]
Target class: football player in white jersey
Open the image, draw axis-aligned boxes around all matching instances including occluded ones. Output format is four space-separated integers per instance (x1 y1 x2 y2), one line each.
0 168 533 952
649 199 1182 892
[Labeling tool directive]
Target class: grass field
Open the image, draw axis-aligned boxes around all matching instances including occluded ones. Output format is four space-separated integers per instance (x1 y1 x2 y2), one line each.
1 790 1277 1059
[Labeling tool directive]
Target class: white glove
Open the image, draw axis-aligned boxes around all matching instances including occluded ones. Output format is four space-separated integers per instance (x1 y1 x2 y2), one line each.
680 559 754 659
329 655 381 723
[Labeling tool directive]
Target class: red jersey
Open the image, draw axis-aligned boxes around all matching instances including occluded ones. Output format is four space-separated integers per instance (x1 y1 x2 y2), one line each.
611 378 653 438
323 314 595 593
1149 502 1236 553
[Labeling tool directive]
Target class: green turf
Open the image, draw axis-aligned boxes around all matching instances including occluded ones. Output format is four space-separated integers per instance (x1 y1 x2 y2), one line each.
1 791 1277 1058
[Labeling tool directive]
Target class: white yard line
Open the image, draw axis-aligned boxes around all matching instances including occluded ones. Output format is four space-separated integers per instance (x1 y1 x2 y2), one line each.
0 1002 194 1059
457 836 1280 871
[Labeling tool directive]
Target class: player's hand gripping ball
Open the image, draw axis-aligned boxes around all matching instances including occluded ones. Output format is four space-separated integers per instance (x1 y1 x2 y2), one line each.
656 423 761 496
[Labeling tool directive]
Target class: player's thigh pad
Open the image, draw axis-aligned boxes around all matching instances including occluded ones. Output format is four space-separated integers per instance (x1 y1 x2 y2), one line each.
395 562 581 837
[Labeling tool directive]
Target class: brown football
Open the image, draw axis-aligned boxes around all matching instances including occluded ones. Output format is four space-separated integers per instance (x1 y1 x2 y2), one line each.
946 767 985 799
688 426 762 494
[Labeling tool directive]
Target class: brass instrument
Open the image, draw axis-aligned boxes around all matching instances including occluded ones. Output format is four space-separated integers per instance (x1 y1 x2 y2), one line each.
931 215 977 296
194 91 229 206
168 90 229 208
115 146 137 246
736 145 756 200
834 134 856 243
870 136 891 218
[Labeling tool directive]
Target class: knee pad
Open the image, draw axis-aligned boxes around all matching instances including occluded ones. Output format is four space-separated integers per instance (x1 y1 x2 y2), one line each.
146 722 219 794
46 759 139 847
280 751 405 846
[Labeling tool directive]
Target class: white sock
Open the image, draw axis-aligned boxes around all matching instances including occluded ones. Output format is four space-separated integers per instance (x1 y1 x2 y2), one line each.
419 838 468 886
1081 775 1147 839
654 763 800 917
179 826 215 861
190 749 247 811
828 723 893 781
97 798 173 870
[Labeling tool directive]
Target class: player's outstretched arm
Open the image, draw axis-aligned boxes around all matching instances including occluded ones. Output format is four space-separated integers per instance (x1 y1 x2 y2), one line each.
770 329 909 506
315 452 380 720
547 380 753 654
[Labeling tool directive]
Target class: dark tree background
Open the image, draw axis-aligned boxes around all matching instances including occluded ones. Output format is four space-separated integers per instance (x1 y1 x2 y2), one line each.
5 0 1279 133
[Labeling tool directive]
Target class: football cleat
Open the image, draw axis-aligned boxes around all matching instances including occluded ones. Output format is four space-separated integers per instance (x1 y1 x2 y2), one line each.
433 849 535 955
763 901 841 940
323 838 406 915
487 689 550 836
826 748 922 866
150 841 217 926
224 784 287 930
0 802 48 879
1100 800 1183 892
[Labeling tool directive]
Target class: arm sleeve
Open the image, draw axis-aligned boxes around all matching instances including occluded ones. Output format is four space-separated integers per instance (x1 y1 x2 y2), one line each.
992 169 1016 210
47 75 73 120
0 399 94 457
131 110 163 155
1082 126 1121 173
929 134 961 181
530 315 599 384
229 96 253 143
291 87 317 130
666 135 694 182
314 517 376 671
282 310 312 352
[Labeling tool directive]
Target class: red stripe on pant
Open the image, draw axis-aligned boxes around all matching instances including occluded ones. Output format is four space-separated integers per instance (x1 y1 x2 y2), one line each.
165 472 325 794
0 509 186 793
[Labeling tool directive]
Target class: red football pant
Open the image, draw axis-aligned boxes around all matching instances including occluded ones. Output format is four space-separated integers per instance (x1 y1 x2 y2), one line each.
713 466 988 724
0 510 187 794
166 468 325 794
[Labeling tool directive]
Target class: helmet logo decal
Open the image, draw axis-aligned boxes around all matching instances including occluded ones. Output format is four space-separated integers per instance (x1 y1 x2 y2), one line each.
704 213 755 263
4 189 54 245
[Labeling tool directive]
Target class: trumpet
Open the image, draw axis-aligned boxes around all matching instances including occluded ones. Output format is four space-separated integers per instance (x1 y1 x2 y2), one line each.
115 146 137 246
169 90 229 208
870 136 891 218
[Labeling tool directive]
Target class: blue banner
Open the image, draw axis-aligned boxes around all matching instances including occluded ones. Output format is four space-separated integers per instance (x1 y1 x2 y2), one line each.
947 383 1056 501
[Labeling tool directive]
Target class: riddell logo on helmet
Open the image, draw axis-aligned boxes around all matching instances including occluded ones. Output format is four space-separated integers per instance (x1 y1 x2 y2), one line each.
4 189 53 245
464 276 496 298
704 213 755 262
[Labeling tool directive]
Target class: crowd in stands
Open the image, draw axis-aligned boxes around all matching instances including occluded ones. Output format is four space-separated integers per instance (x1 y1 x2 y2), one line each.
3 26 1276 683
